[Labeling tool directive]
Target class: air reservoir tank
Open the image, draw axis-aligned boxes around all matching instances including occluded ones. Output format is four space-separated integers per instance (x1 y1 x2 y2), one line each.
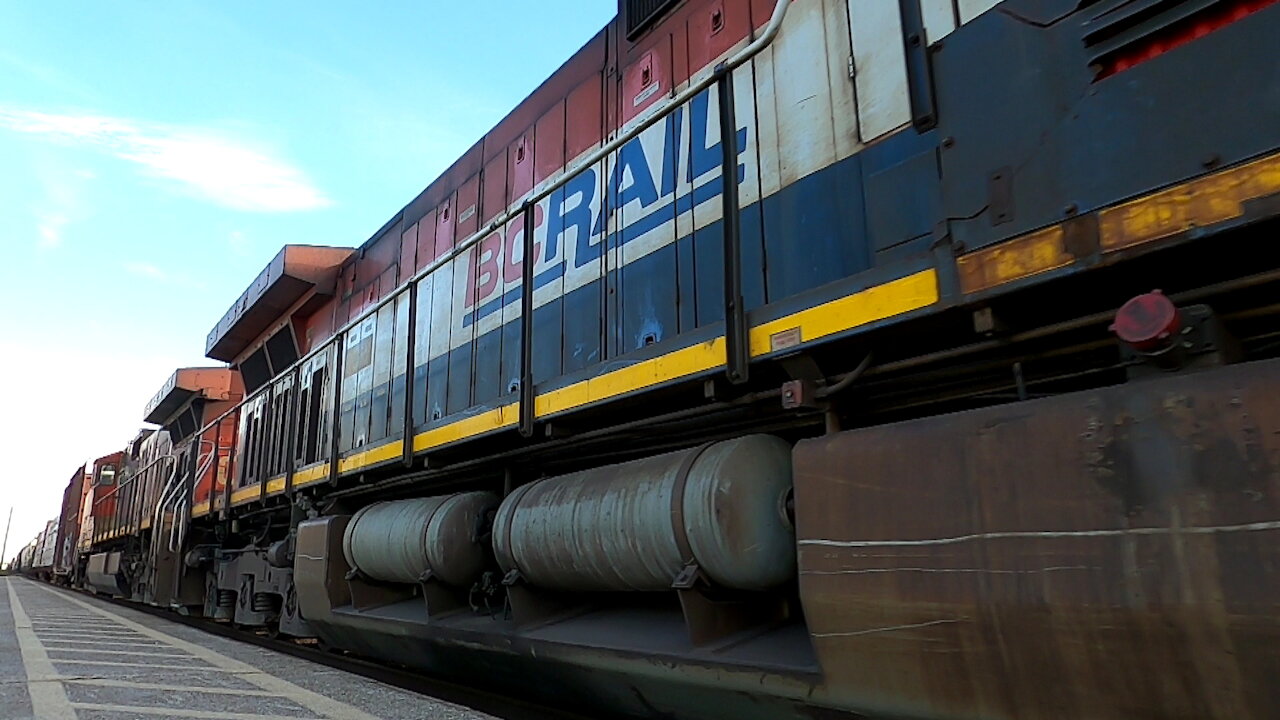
492 434 795 592
342 492 497 587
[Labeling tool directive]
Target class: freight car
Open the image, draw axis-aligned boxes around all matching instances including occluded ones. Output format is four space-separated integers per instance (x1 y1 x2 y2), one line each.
15 542 36 574
26 519 58 581
31 1 1280 719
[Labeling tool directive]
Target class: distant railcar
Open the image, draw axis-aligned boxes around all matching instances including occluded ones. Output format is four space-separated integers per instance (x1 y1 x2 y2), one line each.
51 466 88 583
41 1 1280 719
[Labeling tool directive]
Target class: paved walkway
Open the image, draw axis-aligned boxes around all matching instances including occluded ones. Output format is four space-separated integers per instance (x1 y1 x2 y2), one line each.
0 576 490 720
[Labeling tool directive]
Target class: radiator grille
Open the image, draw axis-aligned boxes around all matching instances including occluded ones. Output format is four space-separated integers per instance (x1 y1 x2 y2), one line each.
625 0 679 39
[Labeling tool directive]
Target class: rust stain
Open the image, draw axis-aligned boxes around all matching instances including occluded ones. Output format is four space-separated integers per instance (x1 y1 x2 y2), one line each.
792 358 1280 720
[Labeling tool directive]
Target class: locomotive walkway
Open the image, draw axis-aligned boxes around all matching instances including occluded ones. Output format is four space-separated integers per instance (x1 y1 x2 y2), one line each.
0 576 491 720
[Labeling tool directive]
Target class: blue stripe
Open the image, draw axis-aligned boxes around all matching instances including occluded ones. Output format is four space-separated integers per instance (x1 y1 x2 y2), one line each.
462 166 743 328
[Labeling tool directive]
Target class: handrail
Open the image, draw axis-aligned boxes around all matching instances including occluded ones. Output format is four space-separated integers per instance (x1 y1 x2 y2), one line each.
181 0 794 458
149 459 181 566
152 460 182 531
133 453 176 481
170 447 217 553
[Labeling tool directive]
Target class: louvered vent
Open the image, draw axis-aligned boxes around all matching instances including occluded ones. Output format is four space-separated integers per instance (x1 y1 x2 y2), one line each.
1082 0 1277 79
625 0 679 39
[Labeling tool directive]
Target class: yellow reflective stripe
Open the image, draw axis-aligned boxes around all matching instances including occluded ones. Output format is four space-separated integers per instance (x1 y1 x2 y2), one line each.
537 270 938 417
958 150 1280 294
337 439 404 474
412 403 519 453
1101 151 1280 251
956 226 1071 294
747 269 938 354
191 501 211 518
535 339 725 417
293 463 330 488
230 486 259 505
320 270 939 476
265 475 287 494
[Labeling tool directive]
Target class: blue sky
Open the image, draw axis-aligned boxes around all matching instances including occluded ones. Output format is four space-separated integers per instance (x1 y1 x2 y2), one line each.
0 1 615 559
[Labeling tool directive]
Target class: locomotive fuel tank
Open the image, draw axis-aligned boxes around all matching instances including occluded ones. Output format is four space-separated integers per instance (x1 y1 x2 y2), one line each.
493 434 795 592
342 492 498 587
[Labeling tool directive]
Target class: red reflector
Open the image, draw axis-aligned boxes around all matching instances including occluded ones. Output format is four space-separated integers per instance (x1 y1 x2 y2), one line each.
1111 290 1181 351
1098 0 1279 79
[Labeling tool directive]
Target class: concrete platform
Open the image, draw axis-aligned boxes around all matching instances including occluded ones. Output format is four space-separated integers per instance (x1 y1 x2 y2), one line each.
0 576 495 720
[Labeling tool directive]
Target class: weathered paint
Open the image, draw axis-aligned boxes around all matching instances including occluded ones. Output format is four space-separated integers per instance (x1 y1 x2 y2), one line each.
342 493 497 587
794 358 1280 720
493 435 794 592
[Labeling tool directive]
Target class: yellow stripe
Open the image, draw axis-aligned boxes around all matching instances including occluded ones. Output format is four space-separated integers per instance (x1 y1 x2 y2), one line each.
536 269 938 417
1100 151 1280 251
191 501 211 518
747 269 938 355
956 226 1071 294
957 150 1280 294
265 475 286 494
338 439 404 473
535 341 723 416
413 404 519 453
230 485 260 505
320 270 938 475
293 463 330 488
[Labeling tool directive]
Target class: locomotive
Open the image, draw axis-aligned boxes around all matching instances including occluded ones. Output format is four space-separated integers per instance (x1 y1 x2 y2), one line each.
18 1 1280 718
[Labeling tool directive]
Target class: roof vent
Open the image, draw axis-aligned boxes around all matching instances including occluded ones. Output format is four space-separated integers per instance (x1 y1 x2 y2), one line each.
625 0 679 39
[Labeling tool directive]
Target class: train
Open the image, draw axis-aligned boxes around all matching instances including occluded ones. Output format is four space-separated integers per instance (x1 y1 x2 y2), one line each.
12 0 1280 718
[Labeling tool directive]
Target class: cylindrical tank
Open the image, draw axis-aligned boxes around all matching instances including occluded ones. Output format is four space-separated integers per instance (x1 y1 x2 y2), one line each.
342 491 497 587
493 434 795 592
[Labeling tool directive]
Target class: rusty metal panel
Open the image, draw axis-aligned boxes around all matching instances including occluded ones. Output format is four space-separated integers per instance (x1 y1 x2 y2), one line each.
794 359 1280 720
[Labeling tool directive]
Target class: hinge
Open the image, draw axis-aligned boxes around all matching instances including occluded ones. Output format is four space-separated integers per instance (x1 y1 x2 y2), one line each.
847 54 855 79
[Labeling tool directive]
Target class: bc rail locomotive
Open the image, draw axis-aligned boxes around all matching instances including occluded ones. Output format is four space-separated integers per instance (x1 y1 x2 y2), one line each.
14 1 1280 718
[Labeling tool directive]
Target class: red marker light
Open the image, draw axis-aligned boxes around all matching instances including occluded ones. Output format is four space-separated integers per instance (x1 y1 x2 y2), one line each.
1110 290 1181 352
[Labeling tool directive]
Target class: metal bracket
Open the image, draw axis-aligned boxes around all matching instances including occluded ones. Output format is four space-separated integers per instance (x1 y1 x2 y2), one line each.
898 0 938 131
781 379 820 410
672 562 704 590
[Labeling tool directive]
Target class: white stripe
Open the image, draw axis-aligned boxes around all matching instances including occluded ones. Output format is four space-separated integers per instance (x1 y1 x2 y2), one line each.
51 659 228 670
801 565 1096 576
813 618 961 638
40 637 165 646
799 520 1280 548
36 625 141 630
5 578 78 719
66 677 281 696
33 582 383 720
71 703 323 720
46 647 193 658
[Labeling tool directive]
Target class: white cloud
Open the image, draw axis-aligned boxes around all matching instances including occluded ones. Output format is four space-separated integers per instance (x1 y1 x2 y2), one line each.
121 260 209 290
124 261 166 280
228 229 251 255
0 107 330 212
36 213 68 249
